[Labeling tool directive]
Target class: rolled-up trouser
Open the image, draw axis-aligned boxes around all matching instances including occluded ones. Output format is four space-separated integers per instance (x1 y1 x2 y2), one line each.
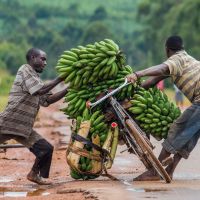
0 129 53 178
162 103 200 159
29 138 54 178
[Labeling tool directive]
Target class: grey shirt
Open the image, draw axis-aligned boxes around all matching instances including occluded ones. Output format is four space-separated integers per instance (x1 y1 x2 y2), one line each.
0 64 50 138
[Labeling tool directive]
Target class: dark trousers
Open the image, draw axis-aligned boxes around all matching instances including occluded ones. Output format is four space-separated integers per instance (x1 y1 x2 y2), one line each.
29 139 54 178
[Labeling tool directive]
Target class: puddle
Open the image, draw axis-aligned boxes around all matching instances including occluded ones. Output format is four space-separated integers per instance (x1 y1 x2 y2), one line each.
144 188 168 192
122 180 145 193
120 180 200 200
0 188 50 198
122 180 168 193
0 177 13 183
174 173 200 180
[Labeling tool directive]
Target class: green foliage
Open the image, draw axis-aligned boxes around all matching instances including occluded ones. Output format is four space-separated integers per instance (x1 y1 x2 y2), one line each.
0 0 140 78
0 69 14 95
81 21 114 45
0 42 27 74
0 95 8 112
0 0 200 83
136 0 200 65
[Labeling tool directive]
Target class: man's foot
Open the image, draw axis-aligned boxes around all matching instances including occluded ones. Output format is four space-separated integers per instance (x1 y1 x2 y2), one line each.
133 169 161 181
27 171 52 185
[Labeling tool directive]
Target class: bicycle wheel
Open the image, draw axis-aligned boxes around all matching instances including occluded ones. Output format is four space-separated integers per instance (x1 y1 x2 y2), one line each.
126 119 171 183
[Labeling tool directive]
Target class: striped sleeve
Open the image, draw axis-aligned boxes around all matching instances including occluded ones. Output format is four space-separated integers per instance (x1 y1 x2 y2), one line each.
23 70 44 95
163 54 184 77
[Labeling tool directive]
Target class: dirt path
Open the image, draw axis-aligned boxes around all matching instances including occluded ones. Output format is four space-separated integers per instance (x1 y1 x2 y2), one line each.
1 102 200 200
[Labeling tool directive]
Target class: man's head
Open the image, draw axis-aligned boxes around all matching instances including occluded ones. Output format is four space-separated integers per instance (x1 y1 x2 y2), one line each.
165 36 184 58
26 48 47 73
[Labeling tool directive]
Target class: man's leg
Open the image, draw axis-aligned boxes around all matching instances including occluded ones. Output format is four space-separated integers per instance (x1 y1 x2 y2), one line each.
165 129 200 178
0 134 14 153
133 148 171 181
15 130 53 185
165 153 182 178
29 139 54 178
133 105 198 181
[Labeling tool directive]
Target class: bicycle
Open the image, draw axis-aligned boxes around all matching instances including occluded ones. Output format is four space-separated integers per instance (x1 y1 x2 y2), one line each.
87 78 171 183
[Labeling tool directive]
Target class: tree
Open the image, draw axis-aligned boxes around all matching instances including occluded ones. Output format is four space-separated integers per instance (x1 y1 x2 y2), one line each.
0 42 25 75
81 21 113 45
89 6 107 22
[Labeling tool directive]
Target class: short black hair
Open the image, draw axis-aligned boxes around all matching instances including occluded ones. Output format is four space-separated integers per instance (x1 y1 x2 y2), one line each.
26 48 41 62
165 36 184 51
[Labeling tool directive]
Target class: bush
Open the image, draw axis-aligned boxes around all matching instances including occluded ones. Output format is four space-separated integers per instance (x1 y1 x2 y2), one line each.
0 69 14 95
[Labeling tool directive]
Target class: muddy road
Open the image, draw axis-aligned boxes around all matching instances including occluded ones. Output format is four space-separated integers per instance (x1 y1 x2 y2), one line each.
1 102 200 200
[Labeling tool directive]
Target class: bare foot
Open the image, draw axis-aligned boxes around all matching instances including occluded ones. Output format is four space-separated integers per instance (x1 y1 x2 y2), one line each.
133 169 161 181
27 171 52 185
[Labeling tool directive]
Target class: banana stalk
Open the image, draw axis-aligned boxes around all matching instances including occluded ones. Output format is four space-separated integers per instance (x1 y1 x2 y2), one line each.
102 128 113 151
67 120 91 168
90 134 102 174
106 126 119 169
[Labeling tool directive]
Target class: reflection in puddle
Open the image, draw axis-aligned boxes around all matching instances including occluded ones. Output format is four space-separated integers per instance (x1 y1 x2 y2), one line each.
0 188 50 198
0 177 13 183
2 192 27 197
174 173 200 180
122 180 168 193
122 180 145 193
27 189 50 197
144 189 168 192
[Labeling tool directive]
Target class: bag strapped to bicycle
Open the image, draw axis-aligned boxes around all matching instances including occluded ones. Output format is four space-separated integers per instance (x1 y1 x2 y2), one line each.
66 120 119 180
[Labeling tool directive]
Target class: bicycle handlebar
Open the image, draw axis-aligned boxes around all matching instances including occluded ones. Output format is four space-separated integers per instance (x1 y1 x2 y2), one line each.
86 78 130 109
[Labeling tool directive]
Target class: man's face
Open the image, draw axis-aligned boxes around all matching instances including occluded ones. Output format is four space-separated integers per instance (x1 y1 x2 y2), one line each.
32 51 47 73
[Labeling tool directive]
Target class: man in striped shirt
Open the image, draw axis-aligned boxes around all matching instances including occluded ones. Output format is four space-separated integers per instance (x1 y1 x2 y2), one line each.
0 48 68 185
127 35 200 181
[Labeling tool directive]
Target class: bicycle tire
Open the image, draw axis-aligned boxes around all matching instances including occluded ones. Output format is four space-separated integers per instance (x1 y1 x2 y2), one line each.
126 119 171 183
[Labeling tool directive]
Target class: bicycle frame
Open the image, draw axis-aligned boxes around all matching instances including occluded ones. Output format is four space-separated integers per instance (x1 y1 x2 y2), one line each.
109 95 153 168
87 79 154 168
87 79 171 183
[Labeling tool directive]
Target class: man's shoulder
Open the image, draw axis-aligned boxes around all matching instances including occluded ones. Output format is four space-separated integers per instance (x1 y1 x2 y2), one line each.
17 64 28 74
18 64 30 71
167 50 187 62
18 64 37 77
174 50 186 57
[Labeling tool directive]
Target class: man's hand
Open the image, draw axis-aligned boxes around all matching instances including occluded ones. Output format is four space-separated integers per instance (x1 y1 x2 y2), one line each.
126 73 138 83
57 75 65 82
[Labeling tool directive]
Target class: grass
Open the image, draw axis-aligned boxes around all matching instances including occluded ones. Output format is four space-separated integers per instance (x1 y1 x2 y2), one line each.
0 95 8 112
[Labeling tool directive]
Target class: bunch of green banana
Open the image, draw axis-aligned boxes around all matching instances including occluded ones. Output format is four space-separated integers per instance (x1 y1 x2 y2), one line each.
128 87 181 139
61 65 136 119
56 39 126 88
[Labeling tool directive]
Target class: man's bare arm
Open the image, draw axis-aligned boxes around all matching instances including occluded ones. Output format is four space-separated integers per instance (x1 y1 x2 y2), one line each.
34 77 64 95
141 75 169 89
136 64 169 77
47 88 68 105
127 64 170 83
